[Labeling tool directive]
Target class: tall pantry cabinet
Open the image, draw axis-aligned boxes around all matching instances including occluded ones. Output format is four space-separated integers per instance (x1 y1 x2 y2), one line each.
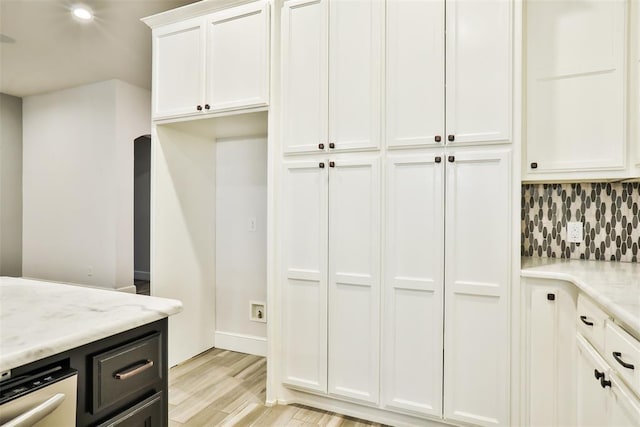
278 0 517 425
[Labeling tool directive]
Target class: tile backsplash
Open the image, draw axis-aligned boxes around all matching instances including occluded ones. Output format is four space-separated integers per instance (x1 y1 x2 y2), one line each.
521 183 640 263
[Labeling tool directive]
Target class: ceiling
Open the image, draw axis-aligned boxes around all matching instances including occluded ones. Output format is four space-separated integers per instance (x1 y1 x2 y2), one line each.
0 0 199 98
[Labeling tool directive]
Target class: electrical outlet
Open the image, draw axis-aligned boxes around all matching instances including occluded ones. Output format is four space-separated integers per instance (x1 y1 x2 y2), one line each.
567 222 583 243
248 217 257 232
250 301 266 323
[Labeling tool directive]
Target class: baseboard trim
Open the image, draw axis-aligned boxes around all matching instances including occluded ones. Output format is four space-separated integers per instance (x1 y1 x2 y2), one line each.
214 331 267 357
134 270 150 281
116 285 137 294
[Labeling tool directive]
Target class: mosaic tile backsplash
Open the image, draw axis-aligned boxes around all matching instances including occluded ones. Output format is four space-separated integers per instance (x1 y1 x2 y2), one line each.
521 183 640 263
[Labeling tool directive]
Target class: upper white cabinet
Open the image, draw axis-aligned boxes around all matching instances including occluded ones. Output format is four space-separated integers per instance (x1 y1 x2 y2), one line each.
281 155 381 404
153 18 205 119
281 0 381 154
151 1 269 120
386 0 512 149
525 0 628 180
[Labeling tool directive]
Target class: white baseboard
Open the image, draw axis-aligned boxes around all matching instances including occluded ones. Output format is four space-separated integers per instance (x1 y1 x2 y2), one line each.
214 331 267 357
116 285 137 294
134 270 150 281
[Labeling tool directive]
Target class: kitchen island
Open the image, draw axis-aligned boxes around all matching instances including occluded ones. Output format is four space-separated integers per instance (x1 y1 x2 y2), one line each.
0 276 182 426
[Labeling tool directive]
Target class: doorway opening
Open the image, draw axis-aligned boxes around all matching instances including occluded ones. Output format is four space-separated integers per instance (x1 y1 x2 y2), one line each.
134 134 151 295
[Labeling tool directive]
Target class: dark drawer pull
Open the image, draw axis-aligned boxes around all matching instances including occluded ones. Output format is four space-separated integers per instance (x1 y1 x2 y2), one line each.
612 352 635 370
114 360 154 380
580 316 594 326
600 376 612 389
594 369 604 380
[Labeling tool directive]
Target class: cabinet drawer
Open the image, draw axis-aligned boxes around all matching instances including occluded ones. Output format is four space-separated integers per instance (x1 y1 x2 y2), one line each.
97 392 163 427
92 332 162 413
605 321 640 396
577 295 608 352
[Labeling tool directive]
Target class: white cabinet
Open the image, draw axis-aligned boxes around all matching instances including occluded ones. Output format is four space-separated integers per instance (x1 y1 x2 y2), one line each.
443 149 511 427
382 153 444 416
525 0 628 179
281 0 381 154
152 1 269 120
522 278 578 427
281 155 381 404
153 18 205 119
385 0 512 149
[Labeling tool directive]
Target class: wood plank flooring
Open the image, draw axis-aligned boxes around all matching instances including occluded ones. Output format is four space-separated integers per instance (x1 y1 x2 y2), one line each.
168 348 385 427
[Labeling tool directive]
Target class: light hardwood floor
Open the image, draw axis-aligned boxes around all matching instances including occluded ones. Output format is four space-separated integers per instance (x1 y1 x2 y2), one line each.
168 348 386 427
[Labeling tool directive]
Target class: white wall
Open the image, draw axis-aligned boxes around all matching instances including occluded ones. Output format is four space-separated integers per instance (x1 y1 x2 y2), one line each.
22 80 150 290
215 137 268 345
0 93 23 277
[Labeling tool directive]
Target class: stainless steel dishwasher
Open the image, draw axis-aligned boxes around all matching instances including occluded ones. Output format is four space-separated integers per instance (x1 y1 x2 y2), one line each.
0 364 77 426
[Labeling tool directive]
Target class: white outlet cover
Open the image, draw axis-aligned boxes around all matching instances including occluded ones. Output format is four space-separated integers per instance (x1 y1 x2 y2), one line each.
567 222 583 243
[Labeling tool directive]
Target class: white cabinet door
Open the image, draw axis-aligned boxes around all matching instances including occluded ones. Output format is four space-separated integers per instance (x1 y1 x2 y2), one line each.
281 0 328 154
206 1 269 111
524 281 577 427
577 335 610 427
328 0 382 152
386 0 444 149
328 157 380 403
609 374 640 427
526 0 626 175
281 160 328 393
445 0 512 145
382 153 444 416
153 18 205 119
444 149 511 426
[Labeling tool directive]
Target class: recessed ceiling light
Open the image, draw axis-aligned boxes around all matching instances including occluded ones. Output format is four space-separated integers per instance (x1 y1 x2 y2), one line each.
71 5 93 21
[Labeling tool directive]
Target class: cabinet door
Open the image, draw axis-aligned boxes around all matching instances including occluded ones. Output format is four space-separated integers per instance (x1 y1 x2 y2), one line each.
386 0 444 148
153 18 205 119
445 0 512 145
526 0 626 174
281 160 328 393
576 335 609 427
444 149 511 426
609 374 640 427
206 1 269 112
524 282 577 427
382 153 444 416
328 157 380 403
281 0 328 154
328 0 382 152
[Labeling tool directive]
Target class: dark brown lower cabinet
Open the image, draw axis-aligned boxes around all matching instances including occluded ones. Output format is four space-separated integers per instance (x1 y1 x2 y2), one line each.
97 392 163 427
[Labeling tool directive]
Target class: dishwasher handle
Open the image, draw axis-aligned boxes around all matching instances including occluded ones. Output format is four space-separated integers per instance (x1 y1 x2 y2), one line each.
1 393 66 427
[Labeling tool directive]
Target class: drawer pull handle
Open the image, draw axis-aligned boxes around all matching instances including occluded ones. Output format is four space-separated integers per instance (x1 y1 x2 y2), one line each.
114 360 154 380
594 369 605 380
580 316 594 326
600 376 612 389
612 352 635 370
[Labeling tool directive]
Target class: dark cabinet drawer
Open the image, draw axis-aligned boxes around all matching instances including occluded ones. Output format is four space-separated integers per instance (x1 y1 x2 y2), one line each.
92 332 162 414
97 392 163 427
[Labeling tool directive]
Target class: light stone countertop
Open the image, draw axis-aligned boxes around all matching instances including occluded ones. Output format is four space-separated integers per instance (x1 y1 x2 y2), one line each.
521 257 640 339
0 276 182 372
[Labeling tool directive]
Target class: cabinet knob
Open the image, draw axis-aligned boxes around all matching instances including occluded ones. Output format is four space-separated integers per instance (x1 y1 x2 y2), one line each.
329 142 335 149
196 105 203 111
531 162 538 169
318 143 325 150
612 352 635 370
600 376 612 389
435 156 442 163
435 135 442 143
547 293 555 301
329 161 335 168
319 162 325 168
448 135 455 142
448 155 455 163
204 104 210 110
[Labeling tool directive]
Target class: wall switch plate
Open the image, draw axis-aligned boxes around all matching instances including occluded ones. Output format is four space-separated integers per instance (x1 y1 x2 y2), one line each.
248 217 257 232
249 301 266 323
567 222 583 243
